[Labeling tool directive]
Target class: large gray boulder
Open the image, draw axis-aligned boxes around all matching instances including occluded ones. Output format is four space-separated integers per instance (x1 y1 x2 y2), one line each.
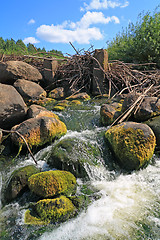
14 79 46 102
0 83 27 129
0 61 43 85
105 122 156 171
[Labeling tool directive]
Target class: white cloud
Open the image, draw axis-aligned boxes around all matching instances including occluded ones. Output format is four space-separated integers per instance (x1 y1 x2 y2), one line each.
81 0 129 11
37 25 103 44
28 19 35 25
23 37 40 44
36 11 119 44
120 0 129 8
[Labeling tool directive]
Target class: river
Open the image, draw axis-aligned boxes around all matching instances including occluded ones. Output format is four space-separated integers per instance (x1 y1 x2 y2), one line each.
0 100 160 240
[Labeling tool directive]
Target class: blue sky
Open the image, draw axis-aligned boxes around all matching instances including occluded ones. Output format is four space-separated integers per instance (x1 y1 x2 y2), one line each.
1 0 159 55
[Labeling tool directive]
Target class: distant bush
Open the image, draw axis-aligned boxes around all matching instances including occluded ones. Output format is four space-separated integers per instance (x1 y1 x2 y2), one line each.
107 6 160 67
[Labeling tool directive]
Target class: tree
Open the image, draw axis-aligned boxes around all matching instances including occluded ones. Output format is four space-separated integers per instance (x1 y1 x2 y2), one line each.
107 7 160 67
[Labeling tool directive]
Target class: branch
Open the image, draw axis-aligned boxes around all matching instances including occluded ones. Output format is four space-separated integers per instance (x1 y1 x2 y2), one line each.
0 128 37 165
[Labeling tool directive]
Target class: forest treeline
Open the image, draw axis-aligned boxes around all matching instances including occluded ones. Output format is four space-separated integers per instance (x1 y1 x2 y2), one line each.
107 7 160 67
0 37 63 57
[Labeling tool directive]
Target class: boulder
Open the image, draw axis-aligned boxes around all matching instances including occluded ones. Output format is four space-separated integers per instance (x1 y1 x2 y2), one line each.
105 122 156 171
14 79 46 102
66 92 90 101
3 165 40 203
35 196 76 224
0 83 27 129
0 61 43 85
122 93 160 121
47 138 102 178
28 170 76 198
27 104 59 120
29 97 56 109
48 87 65 100
145 115 160 150
100 102 122 126
11 116 67 149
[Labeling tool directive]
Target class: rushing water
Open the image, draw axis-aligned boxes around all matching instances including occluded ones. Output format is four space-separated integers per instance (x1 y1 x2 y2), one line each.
0 100 160 240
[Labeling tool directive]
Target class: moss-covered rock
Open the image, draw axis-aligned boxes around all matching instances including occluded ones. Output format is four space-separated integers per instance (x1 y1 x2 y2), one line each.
11 116 67 149
70 100 82 105
66 92 90 101
48 87 65 100
27 104 59 120
28 170 77 198
47 138 102 178
100 102 122 126
105 122 156 171
3 165 40 203
24 209 46 225
35 196 76 224
52 105 65 111
29 97 56 109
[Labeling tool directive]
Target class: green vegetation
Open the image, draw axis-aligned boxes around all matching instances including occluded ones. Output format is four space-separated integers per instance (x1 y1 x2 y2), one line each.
0 37 63 57
107 7 160 67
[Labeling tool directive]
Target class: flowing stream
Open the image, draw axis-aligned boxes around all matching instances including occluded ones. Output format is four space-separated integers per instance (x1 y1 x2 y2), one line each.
0 100 160 240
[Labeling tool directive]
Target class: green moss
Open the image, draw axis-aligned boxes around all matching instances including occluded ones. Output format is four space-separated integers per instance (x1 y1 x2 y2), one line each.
35 196 76 223
24 209 46 225
52 105 65 111
28 170 77 198
105 124 156 170
69 100 82 105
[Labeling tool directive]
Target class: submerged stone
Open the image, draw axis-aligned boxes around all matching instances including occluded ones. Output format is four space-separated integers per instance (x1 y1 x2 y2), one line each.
28 170 76 198
105 122 156 171
3 165 40 203
47 137 102 178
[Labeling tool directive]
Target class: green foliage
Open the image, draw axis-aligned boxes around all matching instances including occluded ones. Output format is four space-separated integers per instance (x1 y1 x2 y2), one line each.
107 7 160 67
0 37 63 58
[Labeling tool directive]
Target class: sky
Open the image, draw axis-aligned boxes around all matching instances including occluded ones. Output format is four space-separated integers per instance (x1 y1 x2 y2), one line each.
1 0 159 55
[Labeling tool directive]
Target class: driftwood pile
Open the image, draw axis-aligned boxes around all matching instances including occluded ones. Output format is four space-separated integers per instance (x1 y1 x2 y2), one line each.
1 47 160 99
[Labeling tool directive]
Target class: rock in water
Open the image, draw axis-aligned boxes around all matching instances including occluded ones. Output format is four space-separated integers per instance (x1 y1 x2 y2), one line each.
105 122 156 171
11 116 67 149
27 104 59 119
3 165 40 203
0 61 43 84
35 196 76 224
47 137 102 178
0 83 27 129
145 115 160 150
28 170 76 198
